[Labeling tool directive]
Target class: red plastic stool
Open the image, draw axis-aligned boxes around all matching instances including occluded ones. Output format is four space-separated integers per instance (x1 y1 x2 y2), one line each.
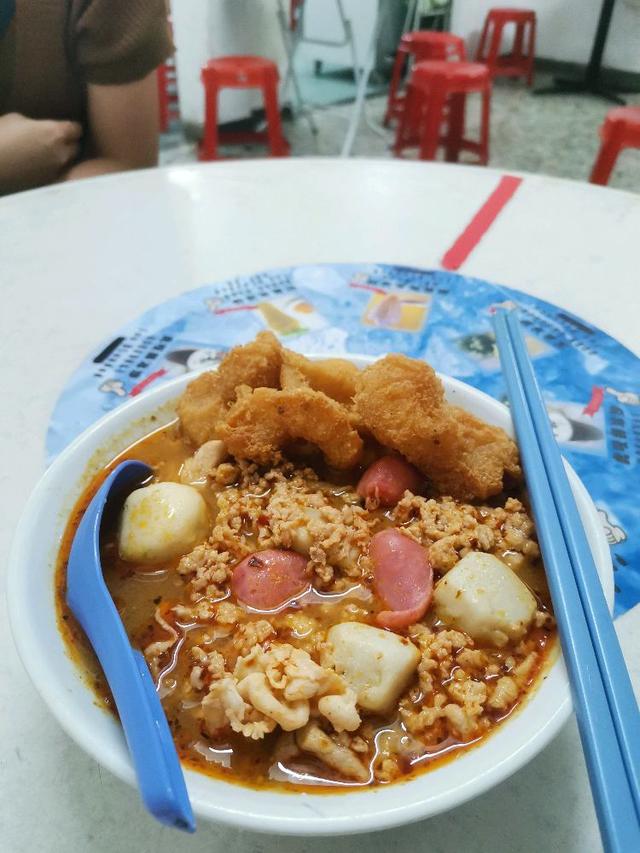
199 56 290 160
157 61 179 133
384 31 466 127
590 106 640 185
394 60 491 164
475 8 536 86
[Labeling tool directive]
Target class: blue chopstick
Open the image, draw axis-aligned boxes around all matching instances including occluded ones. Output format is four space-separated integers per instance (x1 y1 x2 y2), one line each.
493 309 640 853
503 309 640 812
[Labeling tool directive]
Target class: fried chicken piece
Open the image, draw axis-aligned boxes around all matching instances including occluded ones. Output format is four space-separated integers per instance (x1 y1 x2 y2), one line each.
444 406 521 497
177 332 282 446
216 331 282 401
219 386 363 469
280 350 359 406
354 355 520 500
176 371 226 447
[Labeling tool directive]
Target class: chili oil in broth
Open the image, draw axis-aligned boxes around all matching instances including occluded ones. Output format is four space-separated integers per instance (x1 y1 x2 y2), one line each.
56 419 556 792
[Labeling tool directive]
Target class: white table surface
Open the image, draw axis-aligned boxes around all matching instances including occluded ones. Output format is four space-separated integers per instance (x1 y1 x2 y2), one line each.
2 158 639 853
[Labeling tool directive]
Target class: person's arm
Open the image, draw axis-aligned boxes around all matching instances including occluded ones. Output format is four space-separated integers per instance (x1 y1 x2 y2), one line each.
0 113 82 194
63 70 159 181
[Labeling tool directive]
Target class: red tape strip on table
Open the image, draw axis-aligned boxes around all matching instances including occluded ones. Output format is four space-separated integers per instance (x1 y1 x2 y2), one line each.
441 175 523 271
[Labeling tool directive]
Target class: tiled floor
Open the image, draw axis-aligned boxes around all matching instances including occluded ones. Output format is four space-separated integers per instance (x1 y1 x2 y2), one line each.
160 76 640 192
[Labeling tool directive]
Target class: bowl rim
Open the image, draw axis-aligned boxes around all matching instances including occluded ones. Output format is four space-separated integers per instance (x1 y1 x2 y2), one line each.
7 360 614 836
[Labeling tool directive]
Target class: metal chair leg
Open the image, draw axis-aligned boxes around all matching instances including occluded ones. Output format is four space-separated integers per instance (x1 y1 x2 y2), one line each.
276 0 318 135
341 0 387 155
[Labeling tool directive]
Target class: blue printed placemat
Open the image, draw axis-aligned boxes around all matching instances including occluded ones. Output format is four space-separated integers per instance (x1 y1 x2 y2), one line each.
47 264 640 616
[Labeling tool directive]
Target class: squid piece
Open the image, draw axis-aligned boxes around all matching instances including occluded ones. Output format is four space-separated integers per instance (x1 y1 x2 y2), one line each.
296 723 370 783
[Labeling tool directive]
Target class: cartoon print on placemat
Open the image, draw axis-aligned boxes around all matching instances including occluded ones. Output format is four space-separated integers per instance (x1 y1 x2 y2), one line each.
98 378 127 398
547 400 606 456
47 264 640 616
456 330 550 372
361 290 430 332
208 292 327 338
606 387 640 406
598 506 627 547
350 270 432 333
165 348 223 373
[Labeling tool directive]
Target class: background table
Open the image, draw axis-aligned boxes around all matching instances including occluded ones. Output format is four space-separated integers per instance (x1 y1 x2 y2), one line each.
2 159 639 853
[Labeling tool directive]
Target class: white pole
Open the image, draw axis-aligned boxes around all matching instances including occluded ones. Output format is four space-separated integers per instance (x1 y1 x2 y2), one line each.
340 0 385 156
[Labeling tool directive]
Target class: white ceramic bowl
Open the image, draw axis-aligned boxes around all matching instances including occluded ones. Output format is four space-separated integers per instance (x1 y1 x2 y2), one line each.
8 358 613 836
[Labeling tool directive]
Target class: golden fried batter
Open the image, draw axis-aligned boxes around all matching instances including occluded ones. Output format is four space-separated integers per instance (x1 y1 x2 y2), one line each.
354 355 520 500
219 386 363 469
280 350 359 406
176 371 226 447
178 335 519 496
216 331 282 401
177 332 282 446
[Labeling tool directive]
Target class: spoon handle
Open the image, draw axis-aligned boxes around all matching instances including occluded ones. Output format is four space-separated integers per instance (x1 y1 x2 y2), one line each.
66 462 195 832
132 649 195 831
71 573 194 831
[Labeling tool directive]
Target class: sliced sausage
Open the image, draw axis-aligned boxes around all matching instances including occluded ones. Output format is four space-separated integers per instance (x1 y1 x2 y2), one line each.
231 549 309 611
369 528 433 630
357 456 423 507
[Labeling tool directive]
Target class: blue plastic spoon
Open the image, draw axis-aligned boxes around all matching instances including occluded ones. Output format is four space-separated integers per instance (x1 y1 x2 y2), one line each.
66 459 195 832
